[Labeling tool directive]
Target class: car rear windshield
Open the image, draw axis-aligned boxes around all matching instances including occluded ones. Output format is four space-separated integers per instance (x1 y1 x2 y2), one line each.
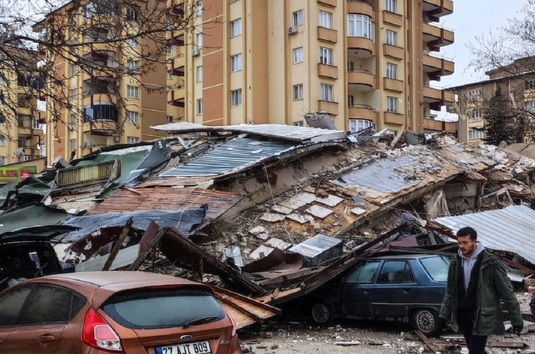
420 256 451 282
102 287 225 329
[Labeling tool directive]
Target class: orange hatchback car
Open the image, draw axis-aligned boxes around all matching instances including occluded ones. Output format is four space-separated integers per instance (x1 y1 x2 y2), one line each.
0 271 243 354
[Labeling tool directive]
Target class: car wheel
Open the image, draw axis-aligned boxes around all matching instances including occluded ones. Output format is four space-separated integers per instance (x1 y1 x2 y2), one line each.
411 309 439 336
311 303 331 325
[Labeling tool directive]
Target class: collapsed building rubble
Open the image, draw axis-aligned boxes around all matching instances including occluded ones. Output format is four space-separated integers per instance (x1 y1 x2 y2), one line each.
2 124 535 327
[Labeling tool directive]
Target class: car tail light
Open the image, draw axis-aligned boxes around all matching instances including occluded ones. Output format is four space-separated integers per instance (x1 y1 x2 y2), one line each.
82 308 123 352
227 312 237 338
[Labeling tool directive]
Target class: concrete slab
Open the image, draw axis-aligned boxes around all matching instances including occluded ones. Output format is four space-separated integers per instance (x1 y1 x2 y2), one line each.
260 212 286 222
305 204 333 219
249 245 275 260
279 192 317 210
286 213 314 224
316 194 344 207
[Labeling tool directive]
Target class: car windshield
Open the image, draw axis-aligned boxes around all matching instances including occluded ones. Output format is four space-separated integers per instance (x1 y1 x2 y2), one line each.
102 287 225 329
420 255 451 282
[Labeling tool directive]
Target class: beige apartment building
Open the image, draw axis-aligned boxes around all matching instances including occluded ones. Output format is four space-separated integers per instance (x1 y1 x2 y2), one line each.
34 0 171 166
167 0 456 134
0 47 46 167
450 56 535 144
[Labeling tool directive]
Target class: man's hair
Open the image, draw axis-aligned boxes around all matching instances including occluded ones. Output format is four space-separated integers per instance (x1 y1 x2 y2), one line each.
457 226 477 240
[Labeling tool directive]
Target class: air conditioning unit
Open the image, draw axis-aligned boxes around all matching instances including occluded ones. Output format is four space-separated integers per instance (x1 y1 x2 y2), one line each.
288 26 298 35
192 48 200 57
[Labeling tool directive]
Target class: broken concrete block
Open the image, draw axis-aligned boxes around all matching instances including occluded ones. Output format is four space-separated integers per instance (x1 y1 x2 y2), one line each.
259 213 286 223
271 204 293 215
315 193 344 207
279 192 317 210
249 245 274 260
286 213 314 224
265 238 292 251
305 204 333 219
351 207 367 215
249 225 268 236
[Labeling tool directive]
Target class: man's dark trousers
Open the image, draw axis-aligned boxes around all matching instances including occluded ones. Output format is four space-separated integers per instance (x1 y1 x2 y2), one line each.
457 311 488 354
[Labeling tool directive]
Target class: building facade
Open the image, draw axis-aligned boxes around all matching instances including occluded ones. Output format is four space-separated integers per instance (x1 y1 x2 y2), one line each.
34 0 171 166
0 47 46 166
166 0 456 134
450 56 535 144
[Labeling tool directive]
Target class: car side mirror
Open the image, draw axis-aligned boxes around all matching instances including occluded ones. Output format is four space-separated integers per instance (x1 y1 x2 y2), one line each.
61 262 76 273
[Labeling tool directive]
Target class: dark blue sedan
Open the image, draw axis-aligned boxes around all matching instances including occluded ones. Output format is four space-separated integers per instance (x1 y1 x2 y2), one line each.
309 254 452 336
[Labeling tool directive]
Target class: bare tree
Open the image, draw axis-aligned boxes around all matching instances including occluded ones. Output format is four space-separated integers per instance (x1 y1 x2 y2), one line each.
0 0 201 144
467 1 535 142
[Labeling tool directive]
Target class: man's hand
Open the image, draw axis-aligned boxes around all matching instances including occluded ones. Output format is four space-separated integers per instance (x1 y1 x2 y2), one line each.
513 324 523 336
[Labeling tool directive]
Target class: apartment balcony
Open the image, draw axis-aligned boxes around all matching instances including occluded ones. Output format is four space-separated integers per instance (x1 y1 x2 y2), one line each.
424 86 454 110
81 40 116 58
422 117 456 133
384 112 404 126
317 26 337 43
167 0 185 16
82 66 119 84
348 104 377 121
422 23 454 51
383 43 404 60
422 0 453 22
348 69 376 90
82 98 119 136
348 37 375 58
168 88 185 107
317 100 339 115
347 0 374 17
383 77 404 93
83 93 118 107
318 64 338 80
318 0 337 7
168 59 185 76
167 30 185 46
383 10 402 27
18 124 44 137
423 54 454 81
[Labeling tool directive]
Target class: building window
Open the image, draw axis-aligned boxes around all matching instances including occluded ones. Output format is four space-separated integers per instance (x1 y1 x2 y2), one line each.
320 47 333 65
0 114 5 124
0 156 5 165
70 64 77 77
387 96 398 112
126 38 138 48
349 119 375 133
127 85 140 98
126 8 138 21
167 71 172 80
467 89 482 100
386 30 398 46
469 129 485 139
0 135 5 146
293 10 303 27
525 79 535 89
127 59 139 72
293 47 304 64
166 45 173 54
196 33 204 49
197 98 203 115
348 95 355 107
196 0 203 16
347 14 375 42
69 113 76 130
127 136 139 144
293 84 303 100
319 11 333 29
231 18 242 37
525 101 535 111
167 116 174 123
320 83 334 102
70 88 77 101
231 53 242 72
385 0 397 13
293 121 304 126
231 88 242 106
126 110 139 124
70 138 77 152
196 66 203 82
386 63 398 79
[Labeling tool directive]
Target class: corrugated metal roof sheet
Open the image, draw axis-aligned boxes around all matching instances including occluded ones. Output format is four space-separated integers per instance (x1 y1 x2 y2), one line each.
150 123 346 143
434 205 535 264
88 187 241 221
160 135 296 177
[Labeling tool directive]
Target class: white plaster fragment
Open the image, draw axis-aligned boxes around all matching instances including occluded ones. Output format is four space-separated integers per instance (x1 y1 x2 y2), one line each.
315 194 344 207
305 204 333 219
271 204 293 214
279 192 317 210
260 213 286 222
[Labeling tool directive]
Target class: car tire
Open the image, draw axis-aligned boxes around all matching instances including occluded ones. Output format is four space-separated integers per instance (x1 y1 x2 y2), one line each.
411 309 439 336
311 303 331 325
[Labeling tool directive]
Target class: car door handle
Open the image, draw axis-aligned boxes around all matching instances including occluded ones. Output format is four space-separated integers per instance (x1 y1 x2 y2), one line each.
39 334 56 344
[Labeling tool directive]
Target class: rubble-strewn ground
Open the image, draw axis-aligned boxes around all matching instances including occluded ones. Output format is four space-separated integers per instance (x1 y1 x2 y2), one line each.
239 293 535 354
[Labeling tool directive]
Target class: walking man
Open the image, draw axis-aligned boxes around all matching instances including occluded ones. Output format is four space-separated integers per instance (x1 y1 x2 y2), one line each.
439 226 523 354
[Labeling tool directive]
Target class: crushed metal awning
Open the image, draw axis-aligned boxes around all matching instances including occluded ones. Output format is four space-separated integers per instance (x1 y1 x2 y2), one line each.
433 205 535 264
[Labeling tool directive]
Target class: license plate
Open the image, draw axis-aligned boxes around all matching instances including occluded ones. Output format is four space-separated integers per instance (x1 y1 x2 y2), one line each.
156 341 211 354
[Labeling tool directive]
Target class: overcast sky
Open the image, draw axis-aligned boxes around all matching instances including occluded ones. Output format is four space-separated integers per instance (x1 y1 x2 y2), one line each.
436 0 527 89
